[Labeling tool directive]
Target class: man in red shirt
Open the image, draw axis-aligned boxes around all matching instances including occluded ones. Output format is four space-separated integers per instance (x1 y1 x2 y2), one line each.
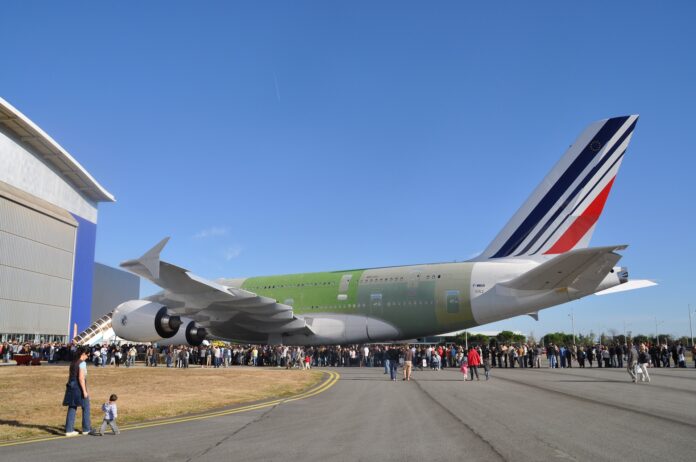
467 346 481 381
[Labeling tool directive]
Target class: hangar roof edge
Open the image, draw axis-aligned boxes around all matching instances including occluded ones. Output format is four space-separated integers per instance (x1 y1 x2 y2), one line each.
0 97 115 203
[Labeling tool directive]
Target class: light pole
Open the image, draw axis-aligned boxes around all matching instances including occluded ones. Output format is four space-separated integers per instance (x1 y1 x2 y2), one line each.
689 304 693 347
654 317 664 345
568 308 576 345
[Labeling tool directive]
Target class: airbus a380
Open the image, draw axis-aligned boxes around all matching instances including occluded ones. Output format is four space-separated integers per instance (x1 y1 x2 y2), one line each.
112 115 655 346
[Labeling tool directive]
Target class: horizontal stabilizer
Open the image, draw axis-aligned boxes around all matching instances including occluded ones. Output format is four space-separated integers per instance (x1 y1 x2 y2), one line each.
501 245 626 292
595 279 657 295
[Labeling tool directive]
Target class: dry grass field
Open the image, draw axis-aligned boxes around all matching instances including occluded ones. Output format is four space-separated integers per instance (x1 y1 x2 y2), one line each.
0 365 322 441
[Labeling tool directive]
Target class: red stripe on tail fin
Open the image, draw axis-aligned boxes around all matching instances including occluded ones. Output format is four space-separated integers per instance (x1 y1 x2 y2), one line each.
544 177 616 255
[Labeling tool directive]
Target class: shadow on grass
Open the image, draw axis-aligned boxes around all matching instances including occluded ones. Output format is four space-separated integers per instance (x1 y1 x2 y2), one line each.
0 419 64 435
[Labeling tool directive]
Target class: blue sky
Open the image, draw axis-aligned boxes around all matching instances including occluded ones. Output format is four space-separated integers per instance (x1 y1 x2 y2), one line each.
2 2 695 340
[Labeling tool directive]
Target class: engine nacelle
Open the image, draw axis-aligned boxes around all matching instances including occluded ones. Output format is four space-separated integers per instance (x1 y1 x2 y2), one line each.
595 266 629 293
155 321 208 347
112 300 183 343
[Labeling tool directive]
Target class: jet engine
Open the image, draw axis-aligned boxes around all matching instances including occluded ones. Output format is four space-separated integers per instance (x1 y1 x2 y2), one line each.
155 321 208 347
594 266 629 293
112 300 208 346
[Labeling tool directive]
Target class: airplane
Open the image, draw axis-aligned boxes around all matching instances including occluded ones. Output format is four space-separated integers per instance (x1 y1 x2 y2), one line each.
112 115 655 346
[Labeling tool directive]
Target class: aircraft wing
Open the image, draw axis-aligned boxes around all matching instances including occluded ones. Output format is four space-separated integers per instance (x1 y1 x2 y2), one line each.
500 245 626 293
120 238 312 337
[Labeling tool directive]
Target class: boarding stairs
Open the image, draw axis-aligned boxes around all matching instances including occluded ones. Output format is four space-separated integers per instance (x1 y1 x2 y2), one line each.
73 312 120 346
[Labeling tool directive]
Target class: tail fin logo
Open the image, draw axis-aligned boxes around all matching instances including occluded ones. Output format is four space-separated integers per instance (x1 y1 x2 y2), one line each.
481 115 638 259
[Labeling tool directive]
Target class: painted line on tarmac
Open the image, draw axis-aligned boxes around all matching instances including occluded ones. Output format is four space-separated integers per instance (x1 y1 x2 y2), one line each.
0 370 340 448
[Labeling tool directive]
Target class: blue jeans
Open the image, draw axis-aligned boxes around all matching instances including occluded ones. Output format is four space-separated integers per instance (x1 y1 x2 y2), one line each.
390 362 398 380
384 359 390 374
548 355 557 368
65 397 91 433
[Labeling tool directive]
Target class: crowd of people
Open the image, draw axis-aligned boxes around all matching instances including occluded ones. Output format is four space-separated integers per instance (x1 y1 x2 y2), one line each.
486 342 692 370
2 339 694 372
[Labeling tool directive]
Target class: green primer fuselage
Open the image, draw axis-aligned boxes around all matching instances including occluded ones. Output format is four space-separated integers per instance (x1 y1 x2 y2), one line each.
226 262 477 339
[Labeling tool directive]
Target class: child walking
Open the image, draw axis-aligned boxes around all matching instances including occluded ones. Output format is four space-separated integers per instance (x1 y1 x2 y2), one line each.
95 394 120 435
459 355 468 381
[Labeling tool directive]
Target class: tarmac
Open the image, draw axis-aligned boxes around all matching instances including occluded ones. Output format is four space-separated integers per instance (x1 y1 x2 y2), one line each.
1 364 695 462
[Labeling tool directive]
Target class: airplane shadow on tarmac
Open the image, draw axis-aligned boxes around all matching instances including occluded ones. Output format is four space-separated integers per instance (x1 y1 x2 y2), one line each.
556 379 621 383
340 375 469 382
0 419 64 435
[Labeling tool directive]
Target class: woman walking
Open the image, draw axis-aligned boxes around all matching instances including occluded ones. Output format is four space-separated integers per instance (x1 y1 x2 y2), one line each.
638 344 651 383
63 347 93 436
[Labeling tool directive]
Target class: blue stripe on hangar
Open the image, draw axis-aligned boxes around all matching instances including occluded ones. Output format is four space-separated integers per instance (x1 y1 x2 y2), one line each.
70 214 97 335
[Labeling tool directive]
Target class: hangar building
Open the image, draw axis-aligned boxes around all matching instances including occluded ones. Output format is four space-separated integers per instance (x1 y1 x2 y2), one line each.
91 262 140 323
0 97 115 343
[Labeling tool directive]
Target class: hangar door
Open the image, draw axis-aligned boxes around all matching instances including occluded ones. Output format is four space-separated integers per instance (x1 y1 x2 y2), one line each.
0 181 77 341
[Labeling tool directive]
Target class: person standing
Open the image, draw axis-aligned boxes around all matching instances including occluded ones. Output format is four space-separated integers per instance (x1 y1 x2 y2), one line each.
214 345 222 368
626 342 638 383
671 344 679 368
638 345 651 383
95 394 120 436
403 344 414 381
482 346 491 380
382 346 390 375
565 346 573 368
577 347 586 368
387 346 400 381
468 346 481 381
533 345 542 368
128 345 136 367
114 348 122 367
92 347 101 367
547 344 557 369
661 344 670 367
459 353 468 380
63 347 93 436
251 346 258 366
609 345 617 368
677 343 686 368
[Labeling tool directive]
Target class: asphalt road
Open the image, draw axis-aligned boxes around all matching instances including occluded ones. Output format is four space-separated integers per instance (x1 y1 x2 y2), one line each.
3 365 695 462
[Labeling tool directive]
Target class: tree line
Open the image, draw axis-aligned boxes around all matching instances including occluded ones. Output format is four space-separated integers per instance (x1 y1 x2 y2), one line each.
454 331 690 347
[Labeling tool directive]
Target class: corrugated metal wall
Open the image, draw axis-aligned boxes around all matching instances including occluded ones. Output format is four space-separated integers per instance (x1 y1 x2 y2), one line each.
0 194 76 337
